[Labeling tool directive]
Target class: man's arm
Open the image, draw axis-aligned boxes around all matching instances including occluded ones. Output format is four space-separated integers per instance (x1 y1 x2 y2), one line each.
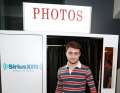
55 68 63 93
86 68 97 93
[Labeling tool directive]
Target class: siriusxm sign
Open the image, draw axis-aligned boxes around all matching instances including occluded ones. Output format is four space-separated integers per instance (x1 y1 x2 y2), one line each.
3 63 42 72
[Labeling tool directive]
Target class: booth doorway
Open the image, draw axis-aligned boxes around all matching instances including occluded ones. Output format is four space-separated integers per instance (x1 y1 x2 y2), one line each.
47 35 103 93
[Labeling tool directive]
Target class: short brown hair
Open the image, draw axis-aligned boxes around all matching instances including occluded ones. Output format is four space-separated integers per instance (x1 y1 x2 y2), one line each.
65 41 81 51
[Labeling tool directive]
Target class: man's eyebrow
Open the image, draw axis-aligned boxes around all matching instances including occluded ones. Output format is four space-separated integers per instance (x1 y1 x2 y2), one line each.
69 51 79 53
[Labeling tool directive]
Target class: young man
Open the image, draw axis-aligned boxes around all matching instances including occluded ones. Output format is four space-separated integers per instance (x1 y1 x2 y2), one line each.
55 41 97 93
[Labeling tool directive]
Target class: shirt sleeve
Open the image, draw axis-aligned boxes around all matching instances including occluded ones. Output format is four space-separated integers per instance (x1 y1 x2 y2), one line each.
55 68 63 93
86 68 97 93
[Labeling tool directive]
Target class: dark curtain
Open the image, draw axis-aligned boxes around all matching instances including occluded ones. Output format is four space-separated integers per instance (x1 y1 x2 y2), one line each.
78 38 103 93
47 36 103 93
47 46 66 93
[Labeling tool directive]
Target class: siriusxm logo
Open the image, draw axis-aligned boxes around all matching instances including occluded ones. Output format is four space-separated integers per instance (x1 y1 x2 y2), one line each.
3 63 42 72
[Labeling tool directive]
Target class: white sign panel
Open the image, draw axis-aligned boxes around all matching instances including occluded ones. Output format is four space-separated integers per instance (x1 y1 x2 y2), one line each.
23 2 92 33
0 32 44 93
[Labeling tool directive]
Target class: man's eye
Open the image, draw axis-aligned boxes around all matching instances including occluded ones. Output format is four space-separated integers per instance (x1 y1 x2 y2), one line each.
74 52 79 55
68 52 72 55
68 52 79 55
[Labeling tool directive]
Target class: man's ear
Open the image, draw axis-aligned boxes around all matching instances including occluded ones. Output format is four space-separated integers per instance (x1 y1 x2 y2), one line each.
65 51 67 56
79 52 81 57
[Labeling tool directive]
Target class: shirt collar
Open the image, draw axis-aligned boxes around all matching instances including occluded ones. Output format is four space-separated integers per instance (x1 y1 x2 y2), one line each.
66 61 81 68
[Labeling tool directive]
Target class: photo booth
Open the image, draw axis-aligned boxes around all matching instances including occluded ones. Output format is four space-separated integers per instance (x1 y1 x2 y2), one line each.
0 31 119 93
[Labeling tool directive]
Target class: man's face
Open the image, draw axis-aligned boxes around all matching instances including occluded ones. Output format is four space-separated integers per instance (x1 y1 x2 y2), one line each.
66 47 80 64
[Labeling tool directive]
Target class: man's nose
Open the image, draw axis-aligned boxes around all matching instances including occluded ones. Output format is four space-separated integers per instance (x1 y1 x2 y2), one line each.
71 53 76 58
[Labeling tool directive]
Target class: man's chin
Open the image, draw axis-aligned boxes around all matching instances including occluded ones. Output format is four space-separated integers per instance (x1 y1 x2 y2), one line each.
69 61 78 64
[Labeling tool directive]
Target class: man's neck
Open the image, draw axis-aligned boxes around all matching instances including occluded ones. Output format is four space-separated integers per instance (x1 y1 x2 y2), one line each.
68 61 79 67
